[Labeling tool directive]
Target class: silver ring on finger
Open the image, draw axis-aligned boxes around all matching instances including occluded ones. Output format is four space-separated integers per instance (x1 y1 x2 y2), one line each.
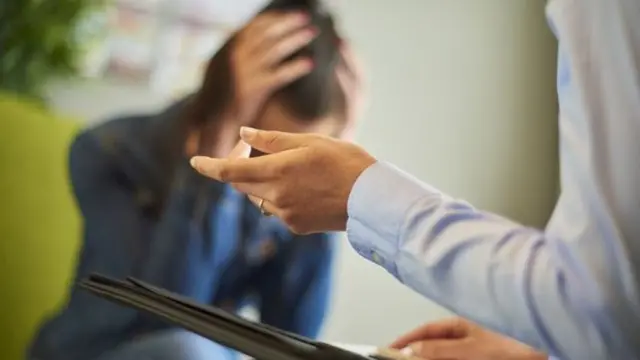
259 198 272 217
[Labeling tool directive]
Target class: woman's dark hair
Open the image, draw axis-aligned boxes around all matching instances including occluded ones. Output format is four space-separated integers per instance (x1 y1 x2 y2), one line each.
152 0 344 216
188 0 345 132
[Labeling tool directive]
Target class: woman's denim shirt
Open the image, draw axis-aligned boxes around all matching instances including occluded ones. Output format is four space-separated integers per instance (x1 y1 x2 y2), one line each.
29 100 336 360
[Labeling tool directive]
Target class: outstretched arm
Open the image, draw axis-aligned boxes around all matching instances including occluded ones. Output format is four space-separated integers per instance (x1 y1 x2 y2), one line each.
347 1 640 358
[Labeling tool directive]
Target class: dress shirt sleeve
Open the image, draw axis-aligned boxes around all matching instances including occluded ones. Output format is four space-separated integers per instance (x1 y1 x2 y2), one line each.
347 162 615 360
347 1 640 359
347 162 566 349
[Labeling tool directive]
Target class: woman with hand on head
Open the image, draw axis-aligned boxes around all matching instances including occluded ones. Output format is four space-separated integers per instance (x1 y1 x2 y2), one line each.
28 1 360 360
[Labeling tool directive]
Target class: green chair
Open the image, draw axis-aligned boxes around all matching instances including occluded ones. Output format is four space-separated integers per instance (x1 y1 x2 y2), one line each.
0 93 82 360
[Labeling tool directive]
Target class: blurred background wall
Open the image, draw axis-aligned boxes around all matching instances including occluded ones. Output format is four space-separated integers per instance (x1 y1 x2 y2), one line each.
3 0 559 352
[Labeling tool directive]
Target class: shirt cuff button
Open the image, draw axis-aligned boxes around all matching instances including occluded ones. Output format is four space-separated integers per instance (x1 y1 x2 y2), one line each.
372 251 382 264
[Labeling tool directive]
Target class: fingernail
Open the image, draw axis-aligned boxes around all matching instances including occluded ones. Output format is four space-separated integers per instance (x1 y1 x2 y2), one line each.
240 126 258 140
306 27 318 37
305 58 315 69
190 157 199 170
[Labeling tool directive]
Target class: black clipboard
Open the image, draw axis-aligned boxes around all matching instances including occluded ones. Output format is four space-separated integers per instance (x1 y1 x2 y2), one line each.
80 274 395 360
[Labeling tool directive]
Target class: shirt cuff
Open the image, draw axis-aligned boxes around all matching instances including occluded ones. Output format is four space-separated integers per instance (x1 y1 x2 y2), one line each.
346 161 444 278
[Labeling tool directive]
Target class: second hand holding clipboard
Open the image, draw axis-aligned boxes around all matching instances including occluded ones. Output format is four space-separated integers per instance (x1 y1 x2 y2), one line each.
80 274 425 360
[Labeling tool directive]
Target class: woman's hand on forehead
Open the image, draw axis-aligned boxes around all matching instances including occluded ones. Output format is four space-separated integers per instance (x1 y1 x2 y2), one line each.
229 11 317 126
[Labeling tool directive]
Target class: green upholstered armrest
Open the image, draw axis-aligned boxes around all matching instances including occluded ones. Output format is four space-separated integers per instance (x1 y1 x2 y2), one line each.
0 93 82 360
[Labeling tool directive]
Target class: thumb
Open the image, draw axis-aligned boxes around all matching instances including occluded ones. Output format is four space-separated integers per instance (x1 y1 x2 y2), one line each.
390 318 468 349
239 127 310 154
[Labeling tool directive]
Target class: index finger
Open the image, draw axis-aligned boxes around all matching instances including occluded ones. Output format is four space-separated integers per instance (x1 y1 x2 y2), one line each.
242 11 309 48
190 156 273 183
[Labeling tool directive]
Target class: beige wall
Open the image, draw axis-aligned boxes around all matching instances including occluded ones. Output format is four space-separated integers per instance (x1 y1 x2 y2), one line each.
323 0 559 345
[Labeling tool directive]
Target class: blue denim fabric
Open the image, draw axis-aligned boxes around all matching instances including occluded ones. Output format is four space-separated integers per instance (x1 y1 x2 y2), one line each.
95 330 237 360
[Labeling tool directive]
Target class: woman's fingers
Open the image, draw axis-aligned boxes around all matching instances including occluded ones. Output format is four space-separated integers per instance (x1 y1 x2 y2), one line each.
233 11 315 95
246 194 278 217
240 12 310 56
260 12 310 45
258 26 318 67
264 57 314 89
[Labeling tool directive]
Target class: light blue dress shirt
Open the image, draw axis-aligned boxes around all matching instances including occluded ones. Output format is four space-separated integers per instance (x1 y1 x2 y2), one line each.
346 1 640 359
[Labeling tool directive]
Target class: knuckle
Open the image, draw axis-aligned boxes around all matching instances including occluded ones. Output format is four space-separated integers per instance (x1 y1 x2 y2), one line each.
281 212 311 235
264 23 282 39
305 144 325 164
305 141 321 155
217 167 230 182
264 163 282 179
278 161 299 179
271 189 290 208
264 133 280 149
280 210 297 227
275 162 290 177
